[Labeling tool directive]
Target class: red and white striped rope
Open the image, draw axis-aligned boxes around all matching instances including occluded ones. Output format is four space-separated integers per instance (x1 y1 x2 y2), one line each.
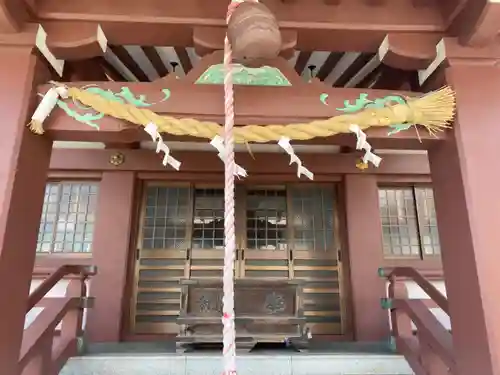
221 1 258 374
221 2 242 375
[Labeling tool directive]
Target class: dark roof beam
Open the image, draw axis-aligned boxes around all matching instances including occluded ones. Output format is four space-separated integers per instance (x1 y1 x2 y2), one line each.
323 52 360 86
331 53 374 87
109 45 150 82
142 46 169 78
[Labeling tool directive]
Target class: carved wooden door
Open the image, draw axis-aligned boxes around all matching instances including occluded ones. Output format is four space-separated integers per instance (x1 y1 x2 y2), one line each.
132 183 192 334
238 186 290 281
238 185 345 336
131 183 345 336
286 185 344 336
131 184 245 334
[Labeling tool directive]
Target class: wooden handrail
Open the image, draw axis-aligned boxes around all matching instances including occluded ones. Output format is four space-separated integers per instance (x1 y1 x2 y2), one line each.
379 267 448 313
393 299 455 370
380 266 455 375
27 265 96 312
21 264 96 375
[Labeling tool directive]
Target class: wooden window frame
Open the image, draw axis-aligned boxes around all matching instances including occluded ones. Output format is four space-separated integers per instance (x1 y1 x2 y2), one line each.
378 185 440 261
36 180 100 255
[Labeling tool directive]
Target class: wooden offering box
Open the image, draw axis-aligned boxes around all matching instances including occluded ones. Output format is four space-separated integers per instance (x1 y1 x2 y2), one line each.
176 279 309 352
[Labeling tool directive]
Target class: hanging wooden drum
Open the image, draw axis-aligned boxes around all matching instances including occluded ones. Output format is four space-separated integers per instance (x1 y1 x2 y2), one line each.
227 2 282 67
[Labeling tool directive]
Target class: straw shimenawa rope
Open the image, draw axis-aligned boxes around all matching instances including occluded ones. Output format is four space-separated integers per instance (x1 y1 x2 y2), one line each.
59 85 456 143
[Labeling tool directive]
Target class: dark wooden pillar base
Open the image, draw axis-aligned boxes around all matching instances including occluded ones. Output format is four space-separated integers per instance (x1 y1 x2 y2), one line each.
344 175 389 341
86 172 136 342
0 48 52 374
428 65 500 375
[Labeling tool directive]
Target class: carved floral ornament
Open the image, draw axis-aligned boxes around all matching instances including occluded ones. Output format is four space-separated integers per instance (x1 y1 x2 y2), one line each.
109 152 125 166
264 292 286 314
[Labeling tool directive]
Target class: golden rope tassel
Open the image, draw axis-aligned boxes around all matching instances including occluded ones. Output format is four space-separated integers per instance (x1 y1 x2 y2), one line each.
407 86 455 135
58 85 455 143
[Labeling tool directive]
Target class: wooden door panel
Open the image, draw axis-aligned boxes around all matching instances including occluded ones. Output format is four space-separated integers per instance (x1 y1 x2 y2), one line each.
132 184 193 335
241 250 289 279
291 251 342 335
189 249 225 279
134 249 188 334
241 187 290 279
287 186 344 335
131 183 348 337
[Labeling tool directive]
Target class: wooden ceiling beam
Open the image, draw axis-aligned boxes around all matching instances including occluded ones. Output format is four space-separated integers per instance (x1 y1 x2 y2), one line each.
105 142 140 149
454 0 500 47
193 26 297 58
324 0 341 5
316 52 343 81
437 0 469 30
42 22 107 60
378 33 439 71
294 51 311 75
0 0 28 32
110 45 149 82
98 56 127 81
35 0 445 52
174 47 193 75
417 37 500 88
63 57 109 81
142 46 169 78
370 65 410 90
332 53 374 87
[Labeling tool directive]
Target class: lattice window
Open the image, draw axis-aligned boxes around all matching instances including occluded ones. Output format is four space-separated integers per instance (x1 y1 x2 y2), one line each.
37 182 99 253
289 187 334 252
415 187 441 256
246 188 288 250
378 186 440 258
192 188 225 249
141 186 190 249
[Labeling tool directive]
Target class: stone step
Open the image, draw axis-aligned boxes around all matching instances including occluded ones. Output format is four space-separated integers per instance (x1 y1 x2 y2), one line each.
60 354 414 375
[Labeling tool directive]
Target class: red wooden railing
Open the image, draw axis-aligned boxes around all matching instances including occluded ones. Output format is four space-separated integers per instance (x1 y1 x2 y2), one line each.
21 265 96 375
379 267 456 375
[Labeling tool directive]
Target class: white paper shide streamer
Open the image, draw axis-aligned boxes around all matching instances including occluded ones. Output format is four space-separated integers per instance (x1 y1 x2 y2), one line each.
144 123 181 170
278 137 314 180
210 136 248 178
348 124 382 167
28 86 69 134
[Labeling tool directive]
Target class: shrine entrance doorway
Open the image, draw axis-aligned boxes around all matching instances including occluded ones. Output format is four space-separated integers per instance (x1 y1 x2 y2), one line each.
130 183 347 337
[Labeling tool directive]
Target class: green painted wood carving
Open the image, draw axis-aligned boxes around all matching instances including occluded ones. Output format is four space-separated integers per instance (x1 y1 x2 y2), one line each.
196 64 291 86
56 101 104 129
56 86 171 129
320 92 412 135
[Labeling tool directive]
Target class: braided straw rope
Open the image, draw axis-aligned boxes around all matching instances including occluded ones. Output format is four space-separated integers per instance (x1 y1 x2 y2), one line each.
63 85 456 143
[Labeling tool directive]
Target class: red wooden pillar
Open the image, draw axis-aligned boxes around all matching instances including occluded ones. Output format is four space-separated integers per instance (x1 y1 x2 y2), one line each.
428 65 500 375
0 48 52 374
344 175 389 341
86 172 136 342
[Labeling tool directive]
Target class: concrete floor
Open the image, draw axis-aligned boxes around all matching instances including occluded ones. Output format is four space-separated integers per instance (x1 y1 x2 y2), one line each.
60 353 413 375
60 341 412 375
